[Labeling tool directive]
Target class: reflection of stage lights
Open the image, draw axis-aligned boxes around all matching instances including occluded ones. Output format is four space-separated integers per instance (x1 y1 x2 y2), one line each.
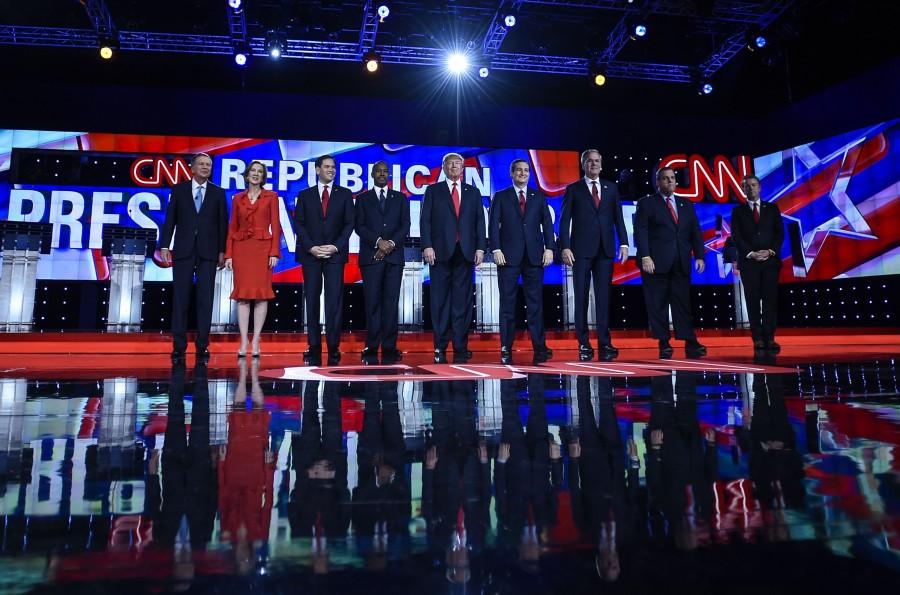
447 53 469 75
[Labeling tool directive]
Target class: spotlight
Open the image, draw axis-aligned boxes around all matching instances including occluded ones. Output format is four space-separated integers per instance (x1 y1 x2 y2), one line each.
99 45 114 60
630 23 647 40
747 33 767 51
447 52 469 75
363 51 381 73
589 63 607 87
234 52 248 66
504 14 517 27
377 5 390 20
698 81 714 95
266 33 283 59
228 0 242 10
478 66 490 78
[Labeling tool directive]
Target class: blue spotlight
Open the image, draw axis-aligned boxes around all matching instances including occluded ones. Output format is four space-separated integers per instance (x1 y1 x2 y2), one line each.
754 35 767 48
447 53 469 75
632 24 647 39
234 52 247 66
377 5 390 20
504 14 517 27
698 82 714 95
478 66 490 78
228 0 242 10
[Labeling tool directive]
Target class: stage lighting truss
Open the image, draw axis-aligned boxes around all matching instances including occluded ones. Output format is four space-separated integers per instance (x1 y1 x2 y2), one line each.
0 0 796 84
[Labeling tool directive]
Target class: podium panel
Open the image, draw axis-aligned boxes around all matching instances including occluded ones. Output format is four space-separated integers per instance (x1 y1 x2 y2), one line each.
0 221 52 332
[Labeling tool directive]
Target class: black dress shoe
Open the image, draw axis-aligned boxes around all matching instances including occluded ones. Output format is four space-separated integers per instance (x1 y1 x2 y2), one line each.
361 347 378 363
685 339 707 357
766 339 781 354
327 351 341 365
753 339 766 350
532 347 552 364
453 349 473 363
578 345 595 362
303 347 322 364
500 347 512 365
196 348 210 360
433 349 447 364
171 349 185 362
599 344 619 360
658 340 674 359
382 348 402 363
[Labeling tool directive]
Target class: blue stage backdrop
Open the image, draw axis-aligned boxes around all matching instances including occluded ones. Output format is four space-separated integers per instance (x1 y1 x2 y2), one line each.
1 121 897 284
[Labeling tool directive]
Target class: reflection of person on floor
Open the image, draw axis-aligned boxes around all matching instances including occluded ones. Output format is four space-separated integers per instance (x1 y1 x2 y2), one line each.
147 361 218 585
646 371 718 551
422 380 490 585
289 380 350 574
218 358 274 574
738 365 804 539
495 375 561 572
566 376 639 582
352 382 411 571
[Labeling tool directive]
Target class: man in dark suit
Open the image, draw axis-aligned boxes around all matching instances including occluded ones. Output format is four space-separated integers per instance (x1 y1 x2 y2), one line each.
489 159 556 364
420 152 487 363
731 174 784 354
159 152 228 362
635 167 707 359
559 150 629 361
355 160 410 363
294 154 355 365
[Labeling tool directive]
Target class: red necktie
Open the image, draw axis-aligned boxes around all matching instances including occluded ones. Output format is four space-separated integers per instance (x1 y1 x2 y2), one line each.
321 185 330 217
518 190 526 216
451 182 460 218
591 181 600 209
753 202 760 224
666 196 678 224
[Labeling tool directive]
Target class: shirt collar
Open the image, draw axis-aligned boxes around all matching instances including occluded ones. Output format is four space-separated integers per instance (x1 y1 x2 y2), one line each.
513 184 528 194
445 178 461 192
583 176 600 188
191 179 207 192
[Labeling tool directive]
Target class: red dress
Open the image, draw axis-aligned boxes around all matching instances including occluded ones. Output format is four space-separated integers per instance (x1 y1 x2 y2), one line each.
225 190 282 300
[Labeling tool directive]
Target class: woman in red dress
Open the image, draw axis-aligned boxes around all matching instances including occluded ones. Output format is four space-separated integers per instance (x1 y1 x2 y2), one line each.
224 161 281 357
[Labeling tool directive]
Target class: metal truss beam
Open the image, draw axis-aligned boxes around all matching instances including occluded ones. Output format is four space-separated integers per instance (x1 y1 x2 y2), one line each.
482 1 524 57
225 0 248 50
523 0 777 24
357 0 380 57
79 0 117 37
698 0 795 78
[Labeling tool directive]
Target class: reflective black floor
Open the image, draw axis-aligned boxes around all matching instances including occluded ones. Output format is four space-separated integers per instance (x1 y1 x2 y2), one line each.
1 355 899 594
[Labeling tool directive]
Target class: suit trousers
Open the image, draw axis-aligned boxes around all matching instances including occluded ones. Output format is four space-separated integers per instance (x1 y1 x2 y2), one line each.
303 258 346 350
739 263 779 341
428 245 474 352
497 262 546 350
360 261 404 350
641 268 697 342
572 256 614 347
171 254 218 351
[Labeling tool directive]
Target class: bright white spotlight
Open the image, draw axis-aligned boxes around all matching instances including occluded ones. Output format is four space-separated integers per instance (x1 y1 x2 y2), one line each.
447 52 469 75
504 14 517 27
234 52 247 66
478 66 490 78
228 0 242 10
633 24 647 37
699 82 714 95
377 5 390 20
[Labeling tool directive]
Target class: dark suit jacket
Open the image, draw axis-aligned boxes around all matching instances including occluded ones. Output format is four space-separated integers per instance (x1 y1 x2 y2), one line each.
293 184 355 264
488 185 557 266
158 180 228 261
635 193 705 275
419 180 487 262
730 201 784 270
558 178 627 259
355 186 410 266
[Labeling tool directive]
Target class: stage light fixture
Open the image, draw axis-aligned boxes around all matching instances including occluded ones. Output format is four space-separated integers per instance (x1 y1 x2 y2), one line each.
447 52 469 75
630 23 648 40
266 33 283 59
99 45 114 59
234 52 248 66
478 66 490 78
698 81 714 95
228 0 242 10
589 63 607 87
747 32 767 51
377 5 390 20
363 51 382 73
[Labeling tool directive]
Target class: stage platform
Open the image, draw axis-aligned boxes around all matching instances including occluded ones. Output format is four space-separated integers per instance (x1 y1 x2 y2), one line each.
0 328 898 593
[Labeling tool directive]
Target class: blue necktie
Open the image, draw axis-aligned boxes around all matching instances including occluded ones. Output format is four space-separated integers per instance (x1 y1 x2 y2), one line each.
194 186 203 212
